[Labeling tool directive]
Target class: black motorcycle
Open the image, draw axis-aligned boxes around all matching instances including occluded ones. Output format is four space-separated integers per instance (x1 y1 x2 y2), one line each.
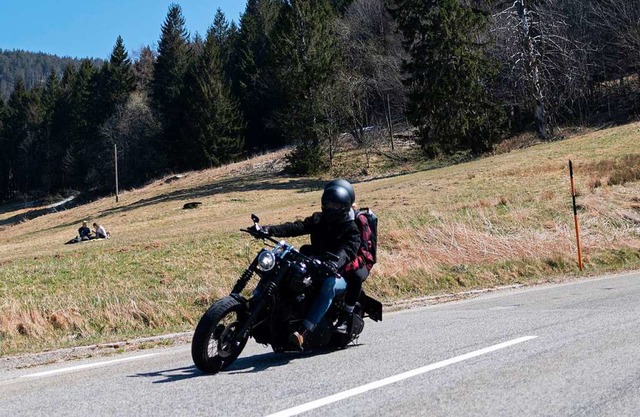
191 214 383 374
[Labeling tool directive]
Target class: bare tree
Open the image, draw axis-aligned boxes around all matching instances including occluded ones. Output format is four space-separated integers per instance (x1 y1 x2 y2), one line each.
132 46 156 93
99 92 163 190
336 0 407 152
316 81 349 167
491 0 591 137
589 0 640 84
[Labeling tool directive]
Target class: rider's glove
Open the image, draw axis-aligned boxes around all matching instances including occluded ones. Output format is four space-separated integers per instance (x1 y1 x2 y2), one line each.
325 260 339 275
312 258 338 277
248 224 270 237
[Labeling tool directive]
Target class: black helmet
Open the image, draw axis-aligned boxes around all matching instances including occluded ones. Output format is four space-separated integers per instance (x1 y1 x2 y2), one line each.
324 179 355 205
321 186 352 222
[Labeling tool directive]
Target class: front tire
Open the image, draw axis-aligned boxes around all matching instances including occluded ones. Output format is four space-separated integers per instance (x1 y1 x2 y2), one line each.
191 296 248 374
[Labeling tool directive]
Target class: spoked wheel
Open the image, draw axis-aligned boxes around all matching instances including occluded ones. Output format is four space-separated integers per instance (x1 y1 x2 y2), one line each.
191 296 248 374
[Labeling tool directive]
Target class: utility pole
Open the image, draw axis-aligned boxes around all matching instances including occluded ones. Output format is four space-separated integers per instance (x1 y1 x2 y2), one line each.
114 143 119 203
386 94 394 151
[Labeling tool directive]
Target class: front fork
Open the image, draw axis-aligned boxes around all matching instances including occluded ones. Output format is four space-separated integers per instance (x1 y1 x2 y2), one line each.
230 260 291 343
231 256 260 295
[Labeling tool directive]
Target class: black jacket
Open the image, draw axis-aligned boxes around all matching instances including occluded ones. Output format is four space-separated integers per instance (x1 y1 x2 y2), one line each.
266 212 360 270
78 226 91 238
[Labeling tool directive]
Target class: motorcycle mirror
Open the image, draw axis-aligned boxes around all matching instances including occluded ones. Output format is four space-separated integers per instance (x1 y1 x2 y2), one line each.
251 214 260 224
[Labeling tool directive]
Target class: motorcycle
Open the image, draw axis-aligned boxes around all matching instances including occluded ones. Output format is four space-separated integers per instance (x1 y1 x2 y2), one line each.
191 214 383 374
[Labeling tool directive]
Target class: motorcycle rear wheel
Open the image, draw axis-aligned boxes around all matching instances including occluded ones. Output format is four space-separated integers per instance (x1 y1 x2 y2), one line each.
191 296 248 374
330 310 365 348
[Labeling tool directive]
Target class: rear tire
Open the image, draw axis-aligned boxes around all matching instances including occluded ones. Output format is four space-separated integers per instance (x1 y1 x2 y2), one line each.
191 296 248 374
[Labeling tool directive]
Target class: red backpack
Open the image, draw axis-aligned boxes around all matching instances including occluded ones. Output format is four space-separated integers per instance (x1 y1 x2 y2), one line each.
345 208 378 274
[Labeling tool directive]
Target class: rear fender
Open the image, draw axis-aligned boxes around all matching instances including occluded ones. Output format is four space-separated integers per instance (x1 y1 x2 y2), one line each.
359 291 382 322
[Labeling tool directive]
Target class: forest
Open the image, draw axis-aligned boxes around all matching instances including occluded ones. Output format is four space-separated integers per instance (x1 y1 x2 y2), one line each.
0 0 638 203
0 50 103 101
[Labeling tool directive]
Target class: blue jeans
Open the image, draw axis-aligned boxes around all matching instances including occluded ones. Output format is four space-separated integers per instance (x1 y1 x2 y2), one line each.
304 276 347 330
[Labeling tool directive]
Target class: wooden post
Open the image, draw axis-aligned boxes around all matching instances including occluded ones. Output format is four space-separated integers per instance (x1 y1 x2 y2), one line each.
114 143 119 203
386 94 394 151
569 160 583 270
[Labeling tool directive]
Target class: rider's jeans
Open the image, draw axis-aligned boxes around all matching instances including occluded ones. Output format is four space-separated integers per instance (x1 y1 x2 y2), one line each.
305 276 347 329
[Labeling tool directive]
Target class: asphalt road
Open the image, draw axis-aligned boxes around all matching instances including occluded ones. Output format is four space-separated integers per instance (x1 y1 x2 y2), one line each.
2 271 640 417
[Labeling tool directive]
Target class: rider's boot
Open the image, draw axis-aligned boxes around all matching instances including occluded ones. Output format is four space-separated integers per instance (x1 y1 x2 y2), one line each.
289 325 309 351
334 309 352 334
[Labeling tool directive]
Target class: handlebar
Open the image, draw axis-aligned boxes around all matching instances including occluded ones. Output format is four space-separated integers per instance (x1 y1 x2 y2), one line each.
240 227 280 245
242 214 341 277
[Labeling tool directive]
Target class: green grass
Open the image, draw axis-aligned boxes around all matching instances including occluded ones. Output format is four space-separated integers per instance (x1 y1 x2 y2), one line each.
1 124 640 356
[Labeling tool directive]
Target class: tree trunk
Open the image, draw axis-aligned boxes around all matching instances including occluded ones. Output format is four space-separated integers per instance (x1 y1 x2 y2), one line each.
516 0 548 139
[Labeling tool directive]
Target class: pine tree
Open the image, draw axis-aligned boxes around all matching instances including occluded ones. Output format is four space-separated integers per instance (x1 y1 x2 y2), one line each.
37 70 60 194
236 0 283 150
212 8 230 47
49 65 76 191
0 96 8 200
23 84 47 194
225 21 241 88
151 4 191 169
42 70 60 116
67 60 98 189
389 0 505 155
0 98 5 138
181 27 245 169
270 0 341 173
103 36 135 114
211 8 237 84
3 79 31 198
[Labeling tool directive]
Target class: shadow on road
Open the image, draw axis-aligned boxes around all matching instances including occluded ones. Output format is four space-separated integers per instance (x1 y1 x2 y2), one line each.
130 346 359 382
225 344 362 374
131 365 203 384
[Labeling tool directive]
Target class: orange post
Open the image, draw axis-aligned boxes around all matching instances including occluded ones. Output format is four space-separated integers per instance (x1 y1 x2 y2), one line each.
569 160 583 271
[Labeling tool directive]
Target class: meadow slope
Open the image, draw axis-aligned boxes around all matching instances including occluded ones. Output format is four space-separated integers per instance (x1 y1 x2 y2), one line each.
1 124 639 356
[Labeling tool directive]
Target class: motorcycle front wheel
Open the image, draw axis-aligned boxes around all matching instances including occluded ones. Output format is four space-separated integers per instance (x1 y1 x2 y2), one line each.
191 296 248 374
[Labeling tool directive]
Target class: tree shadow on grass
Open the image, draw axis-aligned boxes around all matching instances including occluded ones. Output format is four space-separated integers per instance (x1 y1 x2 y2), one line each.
5 175 326 235
93 168 430 222
95 175 326 219
2 167 425 232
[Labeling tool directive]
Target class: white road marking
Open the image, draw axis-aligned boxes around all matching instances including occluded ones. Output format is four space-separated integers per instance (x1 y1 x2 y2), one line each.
266 335 538 417
20 353 160 378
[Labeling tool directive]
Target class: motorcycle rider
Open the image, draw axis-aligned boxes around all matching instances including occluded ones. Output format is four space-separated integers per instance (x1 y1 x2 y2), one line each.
323 179 369 335
262 184 361 350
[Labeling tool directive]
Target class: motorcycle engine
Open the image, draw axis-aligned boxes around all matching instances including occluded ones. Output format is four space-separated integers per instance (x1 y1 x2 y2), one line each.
288 260 312 293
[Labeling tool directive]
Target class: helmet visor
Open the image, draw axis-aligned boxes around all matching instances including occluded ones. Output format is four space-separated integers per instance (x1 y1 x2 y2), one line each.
322 201 347 211
322 204 349 222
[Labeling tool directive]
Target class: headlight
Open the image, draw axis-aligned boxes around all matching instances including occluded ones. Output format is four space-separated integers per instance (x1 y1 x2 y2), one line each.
257 251 276 271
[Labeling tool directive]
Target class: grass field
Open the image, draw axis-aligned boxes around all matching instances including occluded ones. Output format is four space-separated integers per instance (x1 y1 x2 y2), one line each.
1 124 639 356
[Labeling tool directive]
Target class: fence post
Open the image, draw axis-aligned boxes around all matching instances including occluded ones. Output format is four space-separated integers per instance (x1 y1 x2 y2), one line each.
569 160 583 270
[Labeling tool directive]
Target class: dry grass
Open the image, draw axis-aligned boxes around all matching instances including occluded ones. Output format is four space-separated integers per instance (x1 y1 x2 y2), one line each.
1 124 640 355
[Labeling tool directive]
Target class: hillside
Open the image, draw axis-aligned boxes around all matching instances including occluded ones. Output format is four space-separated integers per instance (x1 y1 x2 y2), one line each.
1 125 639 356
0 49 103 100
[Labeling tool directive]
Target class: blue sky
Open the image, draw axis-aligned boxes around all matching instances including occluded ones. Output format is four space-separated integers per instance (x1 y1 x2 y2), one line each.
0 1 248 59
